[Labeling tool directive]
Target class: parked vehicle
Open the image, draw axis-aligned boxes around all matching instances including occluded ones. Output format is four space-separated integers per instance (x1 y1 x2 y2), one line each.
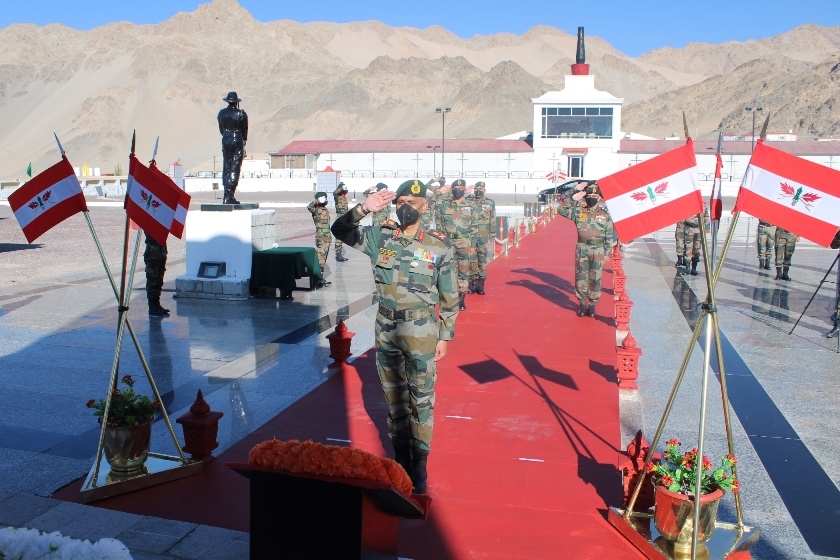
537 179 592 203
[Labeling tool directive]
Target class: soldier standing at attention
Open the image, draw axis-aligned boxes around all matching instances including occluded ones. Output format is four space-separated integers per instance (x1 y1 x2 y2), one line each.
674 221 686 269
756 220 776 271
363 183 391 226
469 181 496 295
307 192 332 288
435 179 477 310
774 227 799 281
333 182 349 262
330 179 459 494
683 205 710 276
558 182 615 318
420 177 444 230
827 230 840 338
145 234 170 317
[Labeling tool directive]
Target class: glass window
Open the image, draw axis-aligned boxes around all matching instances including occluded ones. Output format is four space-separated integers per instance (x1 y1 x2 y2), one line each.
540 107 615 138
601 107 613 115
586 108 599 115
572 108 585 116
559 108 571 115
568 156 584 178
547 107 557 115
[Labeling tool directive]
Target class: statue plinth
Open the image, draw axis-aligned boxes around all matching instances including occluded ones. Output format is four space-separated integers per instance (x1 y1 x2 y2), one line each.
200 203 260 212
571 63 590 75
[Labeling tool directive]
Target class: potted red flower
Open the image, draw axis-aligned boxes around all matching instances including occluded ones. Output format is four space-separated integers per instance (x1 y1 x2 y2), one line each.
646 439 739 554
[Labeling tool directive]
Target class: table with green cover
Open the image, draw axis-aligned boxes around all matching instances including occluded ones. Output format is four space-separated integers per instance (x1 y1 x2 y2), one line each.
250 247 322 296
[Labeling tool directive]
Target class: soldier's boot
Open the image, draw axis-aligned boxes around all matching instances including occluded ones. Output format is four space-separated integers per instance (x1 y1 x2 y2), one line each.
410 449 429 494
585 302 596 318
781 267 791 281
148 297 169 317
222 187 240 205
576 301 587 317
392 436 412 474
690 257 699 276
764 259 772 270
775 267 783 280
467 277 475 294
335 249 348 262
826 320 839 339
459 294 467 310
678 255 686 267
475 277 486 295
759 258 765 270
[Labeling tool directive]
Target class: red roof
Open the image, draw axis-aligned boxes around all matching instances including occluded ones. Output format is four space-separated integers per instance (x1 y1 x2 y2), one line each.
618 140 840 156
271 139 533 155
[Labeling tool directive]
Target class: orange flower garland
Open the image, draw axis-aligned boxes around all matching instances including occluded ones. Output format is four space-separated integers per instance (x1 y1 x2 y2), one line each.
249 439 413 495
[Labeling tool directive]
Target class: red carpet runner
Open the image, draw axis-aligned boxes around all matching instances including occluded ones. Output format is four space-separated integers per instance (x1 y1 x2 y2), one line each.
56 216 643 559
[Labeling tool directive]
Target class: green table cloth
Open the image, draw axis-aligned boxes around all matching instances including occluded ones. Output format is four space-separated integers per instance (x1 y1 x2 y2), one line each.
251 247 322 295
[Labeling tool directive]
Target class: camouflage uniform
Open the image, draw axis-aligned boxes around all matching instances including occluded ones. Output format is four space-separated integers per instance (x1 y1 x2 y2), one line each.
144 234 169 316
683 207 711 275
435 194 477 299
333 185 349 260
558 189 615 311
363 185 392 226
330 204 459 459
307 196 332 269
756 220 776 270
675 221 686 265
830 233 840 337
774 227 798 280
469 190 497 289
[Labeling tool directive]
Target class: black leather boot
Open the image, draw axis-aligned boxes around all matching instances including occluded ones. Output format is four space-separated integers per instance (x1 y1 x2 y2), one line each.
392 437 412 474
775 267 783 280
759 258 765 270
827 321 839 339
764 259 772 270
410 449 429 494
459 294 467 310
586 302 596 318
222 187 240 205
690 258 699 276
148 297 169 317
781 267 791 281
576 301 587 317
335 249 348 262
475 277 485 295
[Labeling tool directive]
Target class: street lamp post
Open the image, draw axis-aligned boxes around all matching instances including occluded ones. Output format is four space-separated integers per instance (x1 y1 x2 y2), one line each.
746 105 763 152
426 145 440 177
436 107 451 176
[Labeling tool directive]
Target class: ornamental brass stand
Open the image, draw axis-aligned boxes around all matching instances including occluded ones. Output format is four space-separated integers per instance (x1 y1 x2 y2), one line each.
77 138 201 503
608 208 759 558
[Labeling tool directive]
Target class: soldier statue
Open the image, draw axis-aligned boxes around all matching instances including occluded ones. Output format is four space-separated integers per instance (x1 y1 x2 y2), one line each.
218 91 248 205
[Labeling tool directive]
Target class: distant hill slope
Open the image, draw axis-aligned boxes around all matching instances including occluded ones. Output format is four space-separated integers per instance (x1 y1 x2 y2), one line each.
0 0 838 177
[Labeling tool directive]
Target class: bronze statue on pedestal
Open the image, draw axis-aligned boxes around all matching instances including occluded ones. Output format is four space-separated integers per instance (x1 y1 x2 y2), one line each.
218 91 248 205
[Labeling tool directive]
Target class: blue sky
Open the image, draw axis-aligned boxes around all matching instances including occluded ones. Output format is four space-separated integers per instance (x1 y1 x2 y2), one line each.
2 0 838 57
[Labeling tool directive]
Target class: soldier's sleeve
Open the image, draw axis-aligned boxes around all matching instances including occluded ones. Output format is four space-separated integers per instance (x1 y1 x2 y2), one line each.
436 242 459 341
469 202 479 240
557 189 576 219
490 200 497 234
331 204 377 257
217 111 224 135
306 200 317 216
605 212 616 246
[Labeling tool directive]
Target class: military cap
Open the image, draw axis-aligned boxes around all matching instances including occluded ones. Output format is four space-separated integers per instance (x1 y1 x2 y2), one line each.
475 181 486 188
394 179 427 199
451 179 466 187
584 183 602 197
315 191 327 199
375 183 388 191
338 182 346 189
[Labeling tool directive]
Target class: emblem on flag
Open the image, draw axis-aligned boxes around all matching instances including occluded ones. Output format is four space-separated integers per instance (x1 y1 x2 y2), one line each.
27 191 53 211
140 189 162 213
630 182 669 205
778 182 820 211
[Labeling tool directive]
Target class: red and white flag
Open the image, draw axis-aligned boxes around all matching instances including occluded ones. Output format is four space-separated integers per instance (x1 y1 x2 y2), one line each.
710 153 723 221
149 162 190 239
125 154 181 245
546 169 567 182
599 139 703 241
734 140 840 247
8 156 88 243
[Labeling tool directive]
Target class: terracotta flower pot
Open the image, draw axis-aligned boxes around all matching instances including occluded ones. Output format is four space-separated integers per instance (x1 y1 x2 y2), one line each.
103 420 152 475
653 485 724 555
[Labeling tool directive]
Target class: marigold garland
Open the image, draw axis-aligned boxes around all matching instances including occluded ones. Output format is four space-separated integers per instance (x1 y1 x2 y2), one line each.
249 439 413 495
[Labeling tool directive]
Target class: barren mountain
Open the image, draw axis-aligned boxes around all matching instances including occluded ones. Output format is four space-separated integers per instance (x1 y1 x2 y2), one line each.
0 0 838 177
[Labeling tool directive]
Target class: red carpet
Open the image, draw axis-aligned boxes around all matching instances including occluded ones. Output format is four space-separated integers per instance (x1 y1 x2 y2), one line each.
55 217 646 558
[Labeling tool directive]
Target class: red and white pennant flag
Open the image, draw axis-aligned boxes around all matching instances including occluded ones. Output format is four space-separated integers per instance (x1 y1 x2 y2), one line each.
598 139 703 241
125 154 182 245
734 141 840 247
710 152 723 221
148 162 190 238
9 156 88 243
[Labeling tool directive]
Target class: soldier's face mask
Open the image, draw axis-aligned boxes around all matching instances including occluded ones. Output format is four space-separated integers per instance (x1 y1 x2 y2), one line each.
474 189 485 197
317 196 327 205
452 188 465 199
584 196 598 207
396 203 420 227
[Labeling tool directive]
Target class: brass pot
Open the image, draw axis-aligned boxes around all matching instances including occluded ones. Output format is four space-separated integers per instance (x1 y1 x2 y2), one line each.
103 421 152 475
653 485 724 555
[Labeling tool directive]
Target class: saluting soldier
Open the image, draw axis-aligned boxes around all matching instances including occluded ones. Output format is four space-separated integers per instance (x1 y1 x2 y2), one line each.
756 220 777 271
675 221 686 268
558 182 615 318
363 183 391 226
683 204 710 276
469 181 496 295
774 226 799 281
331 179 459 494
435 179 477 310
307 192 332 287
333 182 349 262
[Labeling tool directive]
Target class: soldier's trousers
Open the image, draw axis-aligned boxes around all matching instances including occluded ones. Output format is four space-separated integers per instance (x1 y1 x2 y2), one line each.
315 228 331 269
756 224 776 259
374 313 438 452
335 207 348 254
684 224 701 258
575 243 606 304
469 232 491 279
221 141 244 193
144 242 167 299
775 230 797 266
452 238 473 294
675 222 686 256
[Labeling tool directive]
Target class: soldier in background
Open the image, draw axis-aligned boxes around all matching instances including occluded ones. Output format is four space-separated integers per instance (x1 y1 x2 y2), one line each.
774 227 799 281
144 234 170 317
756 220 776 271
333 182 349 262
683 205 710 276
420 177 444 230
363 183 391 226
827 230 840 338
558 182 615 318
435 179 476 310
330 179 459 494
469 181 496 295
674 221 686 269
307 192 332 288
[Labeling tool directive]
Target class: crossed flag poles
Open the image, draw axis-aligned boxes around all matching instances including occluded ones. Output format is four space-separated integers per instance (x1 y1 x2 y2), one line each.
9 134 197 500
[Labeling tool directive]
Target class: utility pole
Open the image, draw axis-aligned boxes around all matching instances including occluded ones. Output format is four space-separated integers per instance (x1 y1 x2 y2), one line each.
746 106 763 153
436 107 451 176
426 145 440 177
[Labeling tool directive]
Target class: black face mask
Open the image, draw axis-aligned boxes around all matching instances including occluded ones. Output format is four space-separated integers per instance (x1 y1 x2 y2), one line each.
396 204 420 227
451 188 465 199
474 190 485 198
585 197 598 208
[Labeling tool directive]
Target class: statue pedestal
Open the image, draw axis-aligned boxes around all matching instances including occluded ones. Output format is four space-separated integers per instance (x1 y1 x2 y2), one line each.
175 208 275 300
200 203 260 212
